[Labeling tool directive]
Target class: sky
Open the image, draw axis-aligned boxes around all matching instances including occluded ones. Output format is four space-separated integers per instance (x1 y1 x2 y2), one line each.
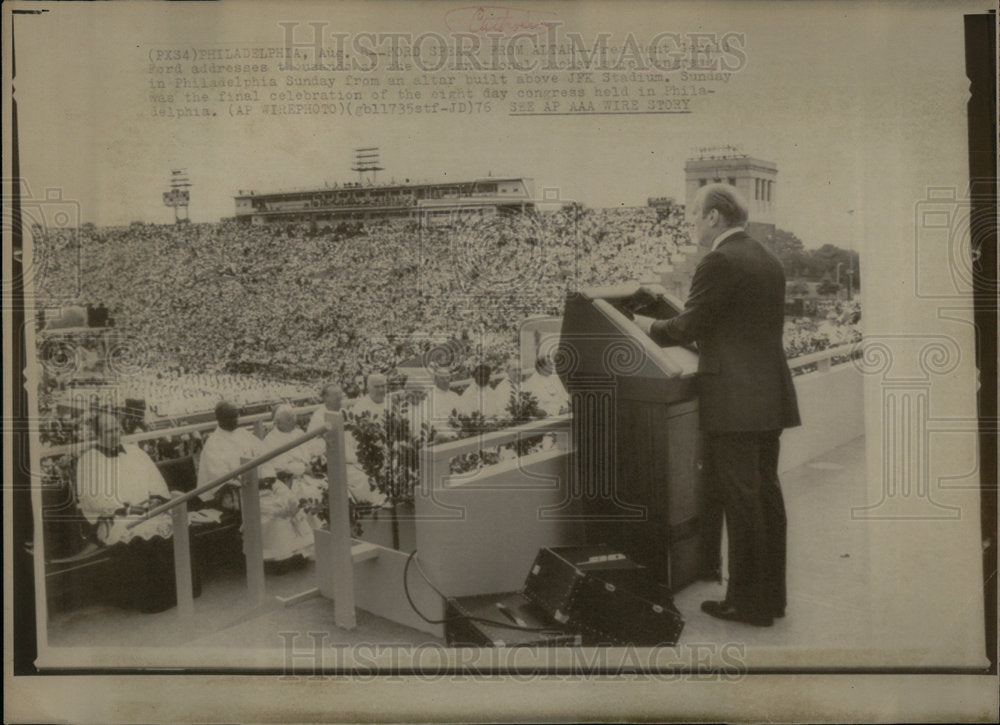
11 0 979 252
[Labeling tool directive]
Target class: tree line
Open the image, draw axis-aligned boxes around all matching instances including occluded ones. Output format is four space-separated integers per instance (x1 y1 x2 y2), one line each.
758 227 860 294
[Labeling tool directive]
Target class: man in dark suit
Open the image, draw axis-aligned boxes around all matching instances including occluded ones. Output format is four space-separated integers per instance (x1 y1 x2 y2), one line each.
634 183 800 626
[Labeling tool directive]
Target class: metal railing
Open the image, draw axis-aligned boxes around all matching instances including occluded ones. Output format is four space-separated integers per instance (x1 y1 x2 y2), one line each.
39 403 323 460
39 377 478 460
786 342 861 375
424 414 571 460
126 425 329 530
120 411 356 628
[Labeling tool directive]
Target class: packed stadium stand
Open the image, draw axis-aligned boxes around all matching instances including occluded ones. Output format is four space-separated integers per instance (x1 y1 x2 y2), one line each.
34 206 859 434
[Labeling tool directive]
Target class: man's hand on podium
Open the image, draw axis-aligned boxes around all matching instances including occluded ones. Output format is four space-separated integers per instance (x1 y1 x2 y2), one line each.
623 287 661 319
634 286 660 308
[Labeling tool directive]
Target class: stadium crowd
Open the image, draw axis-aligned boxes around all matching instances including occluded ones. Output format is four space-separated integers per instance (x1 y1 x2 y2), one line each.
117 370 315 419
33 207 690 384
35 206 859 449
782 300 862 359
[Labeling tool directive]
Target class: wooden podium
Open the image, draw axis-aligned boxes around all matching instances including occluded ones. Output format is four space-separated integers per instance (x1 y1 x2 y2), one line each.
557 284 708 592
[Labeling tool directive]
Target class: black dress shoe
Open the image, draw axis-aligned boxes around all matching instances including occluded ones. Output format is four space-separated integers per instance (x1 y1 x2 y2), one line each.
701 600 773 627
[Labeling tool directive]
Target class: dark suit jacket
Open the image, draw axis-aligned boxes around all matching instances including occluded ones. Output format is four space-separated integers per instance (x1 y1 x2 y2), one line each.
650 231 801 432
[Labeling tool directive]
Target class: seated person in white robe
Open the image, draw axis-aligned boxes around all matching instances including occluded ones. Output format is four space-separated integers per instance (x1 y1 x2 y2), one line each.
197 400 259 511
454 364 498 419
523 356 571 416
491 363 530 419
425 372 462 439
315 383 389 507
307 382 348 460
522 356 570 450
398 376 433 439
75 409 200 611
256 405 316 561
262 404 325 524
77 410 174 546
492 363 538 461
348 373 390 421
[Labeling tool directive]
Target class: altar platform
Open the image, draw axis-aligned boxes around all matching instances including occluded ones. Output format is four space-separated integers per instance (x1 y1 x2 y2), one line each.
48 436 872 652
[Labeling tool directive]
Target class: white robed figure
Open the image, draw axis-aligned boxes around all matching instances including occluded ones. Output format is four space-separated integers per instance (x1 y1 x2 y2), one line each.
308 381 388 507
258 405 318 561
523 356 570 417
76 409 204 611
330 373 389 506
197 400 260 512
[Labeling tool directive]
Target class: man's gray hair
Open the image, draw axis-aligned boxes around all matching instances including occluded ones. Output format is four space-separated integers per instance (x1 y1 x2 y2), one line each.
273 403 295 423
695 183 750 227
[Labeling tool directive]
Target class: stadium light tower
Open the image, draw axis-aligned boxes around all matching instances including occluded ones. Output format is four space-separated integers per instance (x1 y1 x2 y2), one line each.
352 147 384 186
163 169 192 224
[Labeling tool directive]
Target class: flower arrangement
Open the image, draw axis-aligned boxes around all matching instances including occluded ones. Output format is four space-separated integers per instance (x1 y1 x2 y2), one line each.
348 403 436 505
301 485 365 538
448 389 546 474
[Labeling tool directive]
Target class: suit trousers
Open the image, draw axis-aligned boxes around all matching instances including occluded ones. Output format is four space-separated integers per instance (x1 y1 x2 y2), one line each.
703 430 787 617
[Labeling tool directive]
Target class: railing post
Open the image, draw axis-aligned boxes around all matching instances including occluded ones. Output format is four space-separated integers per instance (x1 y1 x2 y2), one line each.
325 411 356 630
420 440 436 499
169 492 195 620
817 355 832 373
240 457 267 606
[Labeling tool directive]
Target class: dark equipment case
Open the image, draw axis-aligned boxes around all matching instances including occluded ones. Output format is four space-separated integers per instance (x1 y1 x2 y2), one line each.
524 545 685 646
445 590 583 648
